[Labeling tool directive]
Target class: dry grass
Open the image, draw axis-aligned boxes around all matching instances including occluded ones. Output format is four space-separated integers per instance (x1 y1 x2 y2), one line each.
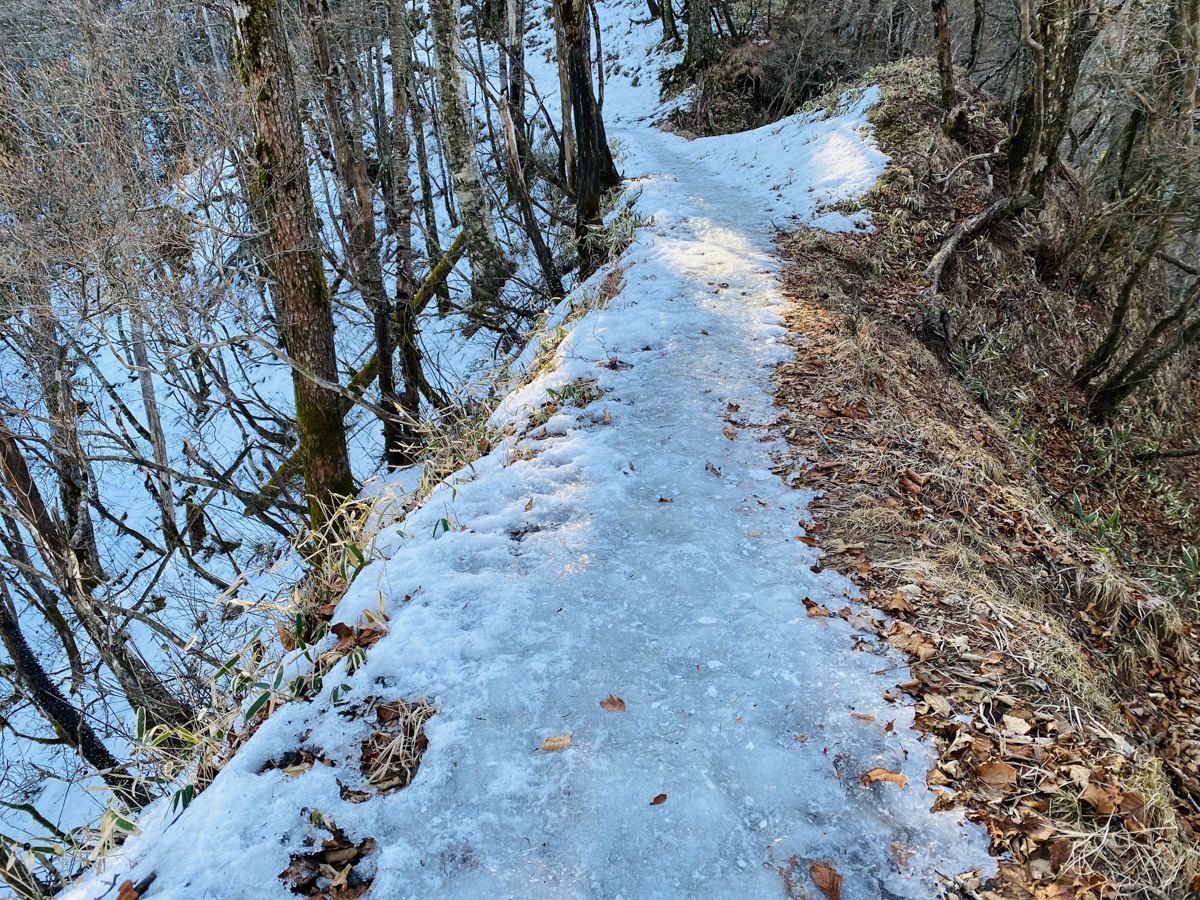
360 698 437 794
771 61 1200 896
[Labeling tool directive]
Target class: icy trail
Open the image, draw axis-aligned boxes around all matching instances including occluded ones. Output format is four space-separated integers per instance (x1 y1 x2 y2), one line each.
68 65 992 900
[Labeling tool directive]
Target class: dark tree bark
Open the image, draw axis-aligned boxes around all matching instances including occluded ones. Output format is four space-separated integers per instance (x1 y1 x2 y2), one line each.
556 0 621 274
660 0 680 44
230 0 355 532
968 0 985 71
0 581 152 810
685 0 716 67
306 0 400 468
932 0 954 109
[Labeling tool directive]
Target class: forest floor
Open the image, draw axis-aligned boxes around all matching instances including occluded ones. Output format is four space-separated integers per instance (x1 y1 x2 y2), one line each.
66 46 1010 900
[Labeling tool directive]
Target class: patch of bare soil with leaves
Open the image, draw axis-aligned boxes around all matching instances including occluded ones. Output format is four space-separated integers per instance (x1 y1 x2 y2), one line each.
769 63 1200 900
279 819 377 900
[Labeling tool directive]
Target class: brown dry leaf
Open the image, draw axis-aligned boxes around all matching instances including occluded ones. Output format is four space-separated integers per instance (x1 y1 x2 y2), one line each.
329 863 352 890
705 461 722 477
115 881 141 900
525 497 534 511
861 767 907 788
658 496 674 503
927 768 953 786
601 412 612 425
796 534 820 547
650 793 667 806
599 694 626 712
809 861 843 900
1079 782 1120 815
535 734 573 752
882 593 914 614
851 712 876 723
803 598 831 618
1002 714 1032 736
722 425 738 440
977 760 1018 790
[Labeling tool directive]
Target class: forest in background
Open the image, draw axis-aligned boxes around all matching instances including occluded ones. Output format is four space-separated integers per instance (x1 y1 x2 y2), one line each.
1 0 1197 895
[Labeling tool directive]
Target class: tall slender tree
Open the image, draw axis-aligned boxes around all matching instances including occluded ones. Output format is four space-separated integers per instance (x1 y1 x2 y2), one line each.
555 0 620 273
229 0 355 531
428 0 512 321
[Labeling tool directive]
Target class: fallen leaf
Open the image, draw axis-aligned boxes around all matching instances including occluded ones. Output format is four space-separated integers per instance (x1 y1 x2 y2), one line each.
809 861 843 900
599 694 626 712
796 535 820 547
535 734 573 752
1079 782 1120 815
601 412 612 425
861 768 907 788
1002 714 1032 736
882 593 914 614
658 496 674 503
803 598 830 618
524 497 534 511
977 760 1018 790
851 712 875 723
705 461 722 477
722 425 738 440
650 793 667 805
329 863 352 890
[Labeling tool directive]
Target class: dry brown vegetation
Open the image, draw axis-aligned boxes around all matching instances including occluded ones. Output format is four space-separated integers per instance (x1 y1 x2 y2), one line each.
770 62 1200 899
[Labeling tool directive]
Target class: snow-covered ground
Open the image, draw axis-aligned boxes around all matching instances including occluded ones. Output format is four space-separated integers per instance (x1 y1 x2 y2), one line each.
63 8 993 897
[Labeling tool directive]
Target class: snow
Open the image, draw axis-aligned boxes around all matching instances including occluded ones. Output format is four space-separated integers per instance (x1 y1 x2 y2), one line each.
56 5 994 898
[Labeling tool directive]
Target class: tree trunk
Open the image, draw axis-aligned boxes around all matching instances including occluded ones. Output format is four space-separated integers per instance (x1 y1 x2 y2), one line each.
390 0 423 466
129 308 178 545
427 0 511 320
968 0 985 72
685 0 717 68
556 0 621 274
507 0 530 172
500 89 564 296
306 0 400 468
932 0 954 108
406 60 452 317
1008 0 1101 201
553 8 578 191
230 0 354 533
661 0 681 44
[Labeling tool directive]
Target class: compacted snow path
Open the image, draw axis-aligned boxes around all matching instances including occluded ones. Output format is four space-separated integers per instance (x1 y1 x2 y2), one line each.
70 70 992 900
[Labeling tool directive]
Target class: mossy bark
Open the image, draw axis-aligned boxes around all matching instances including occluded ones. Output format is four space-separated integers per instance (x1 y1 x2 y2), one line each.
1007 0 1100 202
684 0 716 68
231 0 354 532
427 0 512 320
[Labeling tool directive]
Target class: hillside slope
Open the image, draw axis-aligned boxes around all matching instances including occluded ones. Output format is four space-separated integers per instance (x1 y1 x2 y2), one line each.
63 17 994 900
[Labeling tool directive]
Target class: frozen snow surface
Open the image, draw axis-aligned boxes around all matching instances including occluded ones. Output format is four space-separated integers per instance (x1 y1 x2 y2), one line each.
66 6 993 899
